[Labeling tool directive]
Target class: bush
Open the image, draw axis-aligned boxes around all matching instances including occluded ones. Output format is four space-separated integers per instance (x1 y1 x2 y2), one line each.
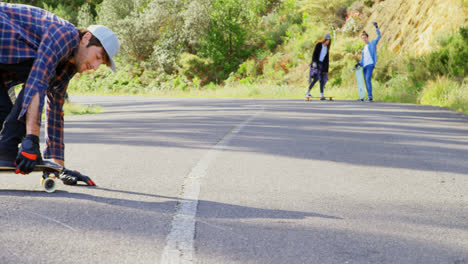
285 24 304 41
283 36 308 68
178 53 214 85
97 0 183 65
341 12 364 35
7 0 101 26
300 38 316 54
263 52 287 80
237 59 260 78
327 35 361 85
77 3 94 28
345 41 364 53
257 5 302 52
68 60 151 95
373 44 404 83
403 27 468 90
42 2 78 25
406 55 430 89
427 27 468 79
333 5 348 28
363 0 375 8
419 77 468 113
297 26 326 59
338 58 358 86
254 49 271 61
265 39 277 51
378 74 418 103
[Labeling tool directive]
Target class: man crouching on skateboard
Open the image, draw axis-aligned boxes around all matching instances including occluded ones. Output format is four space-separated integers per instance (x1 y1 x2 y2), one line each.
0 3 119 185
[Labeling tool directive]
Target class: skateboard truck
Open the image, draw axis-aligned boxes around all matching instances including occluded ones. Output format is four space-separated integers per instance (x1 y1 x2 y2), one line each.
41 170 60 193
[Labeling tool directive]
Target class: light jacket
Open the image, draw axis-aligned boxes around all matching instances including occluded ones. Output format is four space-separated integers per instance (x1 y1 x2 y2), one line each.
359 28 381 67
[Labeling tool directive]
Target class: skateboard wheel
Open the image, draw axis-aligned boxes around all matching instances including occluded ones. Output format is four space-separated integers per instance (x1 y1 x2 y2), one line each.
41 177 56 193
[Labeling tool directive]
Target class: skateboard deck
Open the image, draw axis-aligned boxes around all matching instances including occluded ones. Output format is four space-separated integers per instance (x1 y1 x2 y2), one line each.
0 160 63 193
305 96 334 101
354 67 366 100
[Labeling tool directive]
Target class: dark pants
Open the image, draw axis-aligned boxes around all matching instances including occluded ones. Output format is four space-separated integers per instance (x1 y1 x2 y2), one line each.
0 83 13 129
308 62 328 94
308 77 326 94
0 60 33 153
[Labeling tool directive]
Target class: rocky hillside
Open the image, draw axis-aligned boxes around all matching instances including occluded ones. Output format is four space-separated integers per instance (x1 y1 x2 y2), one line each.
362 0 467 55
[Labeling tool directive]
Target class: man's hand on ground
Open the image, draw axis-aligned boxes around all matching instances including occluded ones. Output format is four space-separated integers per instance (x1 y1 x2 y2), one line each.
15 134 41 174
61 169 96 186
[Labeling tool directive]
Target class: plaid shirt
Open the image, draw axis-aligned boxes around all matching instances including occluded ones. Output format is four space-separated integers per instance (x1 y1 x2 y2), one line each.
0 3 79 160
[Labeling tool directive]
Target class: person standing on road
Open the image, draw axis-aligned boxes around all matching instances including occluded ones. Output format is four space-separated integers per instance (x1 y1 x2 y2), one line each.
0 3 119 184
355 22 381 102
305 34 331 101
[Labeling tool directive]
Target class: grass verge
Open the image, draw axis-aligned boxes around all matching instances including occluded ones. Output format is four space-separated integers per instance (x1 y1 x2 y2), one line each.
63 102 102 115
69 76 468 115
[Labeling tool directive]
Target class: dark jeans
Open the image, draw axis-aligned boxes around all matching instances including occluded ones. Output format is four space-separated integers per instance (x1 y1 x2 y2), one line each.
0 60 33 152
0 83 13 129
308 77 326 94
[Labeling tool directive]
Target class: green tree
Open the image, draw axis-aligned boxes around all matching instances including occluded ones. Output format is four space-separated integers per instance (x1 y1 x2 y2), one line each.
199 0 271 80
4 0 103 26
96 0 159 61
77 3 94 28
180 0 211 53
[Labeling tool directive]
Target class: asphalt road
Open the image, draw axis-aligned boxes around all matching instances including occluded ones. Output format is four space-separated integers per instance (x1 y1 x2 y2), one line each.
1 96 467 264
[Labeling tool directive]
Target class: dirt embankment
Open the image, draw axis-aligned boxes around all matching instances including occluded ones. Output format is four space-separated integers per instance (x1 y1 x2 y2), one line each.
362 0 467 55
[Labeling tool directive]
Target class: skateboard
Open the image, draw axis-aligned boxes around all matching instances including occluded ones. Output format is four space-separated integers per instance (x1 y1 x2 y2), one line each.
354 66 366 101
0 160 63 193
305 96 334 101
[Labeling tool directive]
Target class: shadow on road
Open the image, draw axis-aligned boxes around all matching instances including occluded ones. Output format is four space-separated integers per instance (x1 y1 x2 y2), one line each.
63 99 468 175
0 187 341 220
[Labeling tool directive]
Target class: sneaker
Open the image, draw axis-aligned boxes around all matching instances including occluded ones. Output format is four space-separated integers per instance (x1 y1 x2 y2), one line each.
305 92 311 97
320 97 326 101
365 98 373 102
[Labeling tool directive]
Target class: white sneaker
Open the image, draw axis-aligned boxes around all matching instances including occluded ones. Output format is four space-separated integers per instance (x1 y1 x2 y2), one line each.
305 92 311 97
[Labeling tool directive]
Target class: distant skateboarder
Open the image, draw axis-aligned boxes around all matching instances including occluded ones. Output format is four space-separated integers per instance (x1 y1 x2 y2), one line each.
0 3 119 184
306 34 332 101
355 22 381 102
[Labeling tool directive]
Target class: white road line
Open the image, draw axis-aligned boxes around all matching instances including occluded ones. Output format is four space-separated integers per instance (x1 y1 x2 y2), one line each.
160 109 262 264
